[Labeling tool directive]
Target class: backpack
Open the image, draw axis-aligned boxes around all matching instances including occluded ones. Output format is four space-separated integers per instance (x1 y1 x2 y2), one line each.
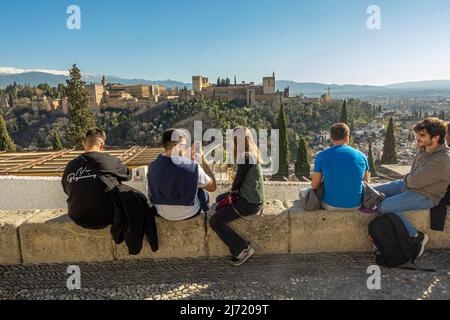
368 213 435 271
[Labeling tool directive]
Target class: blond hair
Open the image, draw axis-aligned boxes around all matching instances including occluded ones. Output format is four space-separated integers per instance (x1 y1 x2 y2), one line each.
232 127 263 165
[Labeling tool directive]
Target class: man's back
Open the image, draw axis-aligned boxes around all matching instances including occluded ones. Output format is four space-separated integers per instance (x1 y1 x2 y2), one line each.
62 152 132 229
314 145 369 208
148 154 211 221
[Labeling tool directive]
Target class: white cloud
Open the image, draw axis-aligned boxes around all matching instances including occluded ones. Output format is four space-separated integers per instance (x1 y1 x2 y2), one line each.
0 67 70 76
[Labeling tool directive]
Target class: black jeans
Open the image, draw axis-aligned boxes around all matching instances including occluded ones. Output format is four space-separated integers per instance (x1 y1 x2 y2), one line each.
209 195 262 257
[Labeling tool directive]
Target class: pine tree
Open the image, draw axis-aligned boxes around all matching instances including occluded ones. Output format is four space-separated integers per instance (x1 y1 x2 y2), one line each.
277 104 289 178
66 64 96 149
381 118 398 164
52 130 64 151
340 100 348 125
295 136 310 179
368 141 377 177
0 113 16 152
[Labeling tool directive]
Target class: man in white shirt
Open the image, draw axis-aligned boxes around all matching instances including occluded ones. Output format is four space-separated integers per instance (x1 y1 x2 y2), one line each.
148 128 217 221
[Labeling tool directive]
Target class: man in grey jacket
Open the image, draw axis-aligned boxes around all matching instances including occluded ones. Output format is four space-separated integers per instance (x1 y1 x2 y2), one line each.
373 118 450 258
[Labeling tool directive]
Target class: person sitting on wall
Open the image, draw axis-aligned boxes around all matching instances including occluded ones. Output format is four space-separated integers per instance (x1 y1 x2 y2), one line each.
62 128 158 255
147 128 217 221
369 118 450 258
209 127 266 266
62 128 132 229
310 123 371 211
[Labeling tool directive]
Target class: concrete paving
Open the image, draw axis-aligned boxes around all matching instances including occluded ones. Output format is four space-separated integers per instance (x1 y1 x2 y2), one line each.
1 250 449 300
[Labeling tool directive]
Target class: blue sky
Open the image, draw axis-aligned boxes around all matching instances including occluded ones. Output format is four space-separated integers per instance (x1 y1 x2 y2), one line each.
1 0 450 85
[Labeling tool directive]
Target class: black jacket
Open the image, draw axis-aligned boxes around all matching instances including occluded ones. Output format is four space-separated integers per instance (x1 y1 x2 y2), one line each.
430 185 450 231
110 184 159 255
62 152 132 229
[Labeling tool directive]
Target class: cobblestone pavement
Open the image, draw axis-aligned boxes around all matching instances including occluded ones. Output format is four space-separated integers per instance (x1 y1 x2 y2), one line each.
1 250 449 300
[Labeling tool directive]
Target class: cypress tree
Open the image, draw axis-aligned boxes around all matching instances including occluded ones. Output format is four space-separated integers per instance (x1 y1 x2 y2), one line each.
0 113 16 152
381 118 398 164
277 104 289 178
66 64 96 149
52 130 64 151
340 100 348 125
368 141 377 177
295 136 310 179
8 94 14 108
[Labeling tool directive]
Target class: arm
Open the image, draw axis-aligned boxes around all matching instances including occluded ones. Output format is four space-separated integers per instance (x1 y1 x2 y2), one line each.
200 155 217 193
311 172 322 190
364 170 371 184
311 153 322 190
109 158 132 182
406 158 449 189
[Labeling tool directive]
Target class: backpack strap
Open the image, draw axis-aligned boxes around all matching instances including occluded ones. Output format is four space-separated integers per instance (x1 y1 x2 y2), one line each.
78 155 118 191
399 261 436 273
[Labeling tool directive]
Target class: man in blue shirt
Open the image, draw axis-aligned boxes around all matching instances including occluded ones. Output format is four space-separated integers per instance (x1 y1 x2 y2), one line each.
311 123 370 210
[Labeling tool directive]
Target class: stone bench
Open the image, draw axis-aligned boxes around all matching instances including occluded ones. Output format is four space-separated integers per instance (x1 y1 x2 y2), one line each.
287 200 450 253
1 201 449 265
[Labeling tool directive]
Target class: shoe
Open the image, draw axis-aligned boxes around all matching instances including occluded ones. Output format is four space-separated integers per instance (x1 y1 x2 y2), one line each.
414 231 429 259
231 246 255 266
359 206 379 214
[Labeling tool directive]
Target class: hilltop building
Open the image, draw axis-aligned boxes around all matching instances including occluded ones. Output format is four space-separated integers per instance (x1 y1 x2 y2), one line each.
186 73 290 107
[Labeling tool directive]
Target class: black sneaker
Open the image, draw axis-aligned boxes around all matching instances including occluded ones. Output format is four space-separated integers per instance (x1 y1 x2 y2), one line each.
231 246 255 266
414 231 429 259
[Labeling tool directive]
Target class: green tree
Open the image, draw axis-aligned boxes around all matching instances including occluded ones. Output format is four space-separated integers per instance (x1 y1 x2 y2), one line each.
367 141 377 177
0 113 16 151
294 136 310 179
66 64 96 149
51 130 64 151
340 100 348 125
381 118 398 164
276 104 289 178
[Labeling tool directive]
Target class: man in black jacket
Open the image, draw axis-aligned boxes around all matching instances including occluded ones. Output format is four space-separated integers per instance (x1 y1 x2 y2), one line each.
62 128 132 229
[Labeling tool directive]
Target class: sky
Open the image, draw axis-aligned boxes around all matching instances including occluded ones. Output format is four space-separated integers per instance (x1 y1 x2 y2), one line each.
0 0 450 85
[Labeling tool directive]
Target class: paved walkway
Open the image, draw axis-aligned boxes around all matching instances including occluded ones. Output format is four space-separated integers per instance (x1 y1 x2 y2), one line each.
1 250 449 300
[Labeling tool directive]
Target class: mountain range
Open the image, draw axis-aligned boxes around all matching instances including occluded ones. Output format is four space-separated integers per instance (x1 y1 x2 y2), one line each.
1 67 450 99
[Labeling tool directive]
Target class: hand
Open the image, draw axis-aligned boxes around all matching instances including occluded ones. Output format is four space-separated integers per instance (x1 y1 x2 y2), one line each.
191 143 204 162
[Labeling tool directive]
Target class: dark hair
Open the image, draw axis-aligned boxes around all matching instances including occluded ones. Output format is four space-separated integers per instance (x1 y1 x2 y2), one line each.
413 118 447 144
162 128 186 149
330 123 350 141
447 122 450 133
84 128 106 147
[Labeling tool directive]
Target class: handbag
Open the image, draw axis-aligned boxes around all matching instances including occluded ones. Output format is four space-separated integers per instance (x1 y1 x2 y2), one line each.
215 192 239 212
299 185 323 211
362 181 385 209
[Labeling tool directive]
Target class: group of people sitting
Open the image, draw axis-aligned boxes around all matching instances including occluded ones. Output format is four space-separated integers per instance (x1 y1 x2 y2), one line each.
62 117 450 266
62 126 265 266
307 119 450 260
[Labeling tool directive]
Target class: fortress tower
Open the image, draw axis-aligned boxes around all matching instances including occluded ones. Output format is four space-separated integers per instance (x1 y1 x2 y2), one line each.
192 75 210 94
263 72 276 95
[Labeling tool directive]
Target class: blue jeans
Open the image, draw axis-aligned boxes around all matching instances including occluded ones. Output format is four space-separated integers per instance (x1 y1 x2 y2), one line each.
374 180 435 237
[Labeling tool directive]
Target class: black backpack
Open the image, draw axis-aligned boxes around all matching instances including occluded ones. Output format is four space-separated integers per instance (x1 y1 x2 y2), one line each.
368 213 434 271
